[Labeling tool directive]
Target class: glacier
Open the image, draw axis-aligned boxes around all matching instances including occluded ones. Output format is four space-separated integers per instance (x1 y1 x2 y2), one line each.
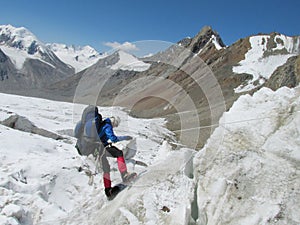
0 85 299 225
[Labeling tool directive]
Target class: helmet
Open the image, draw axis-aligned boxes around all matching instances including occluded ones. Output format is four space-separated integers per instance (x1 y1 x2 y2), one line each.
110 116 120 127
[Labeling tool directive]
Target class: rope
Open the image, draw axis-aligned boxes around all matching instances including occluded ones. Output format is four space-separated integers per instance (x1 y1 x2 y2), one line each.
130 109 300 188
172 110 300 132
72 109 300 190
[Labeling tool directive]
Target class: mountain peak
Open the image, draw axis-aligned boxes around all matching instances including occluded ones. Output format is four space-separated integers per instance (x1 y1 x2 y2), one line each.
179 26 226 54
0 24 45 54
192 26 226 52
0 24 32 37
198 25 214 35
110 50 151 72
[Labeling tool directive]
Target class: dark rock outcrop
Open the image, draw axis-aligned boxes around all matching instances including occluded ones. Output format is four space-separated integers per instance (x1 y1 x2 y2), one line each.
1 114 63 140
265 55 300 90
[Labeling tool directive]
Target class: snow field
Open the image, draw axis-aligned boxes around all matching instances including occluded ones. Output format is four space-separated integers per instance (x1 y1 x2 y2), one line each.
0 93 196 225
0 85 299 224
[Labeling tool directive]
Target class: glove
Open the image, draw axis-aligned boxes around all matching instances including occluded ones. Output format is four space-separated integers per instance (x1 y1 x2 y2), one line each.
118 136 133 141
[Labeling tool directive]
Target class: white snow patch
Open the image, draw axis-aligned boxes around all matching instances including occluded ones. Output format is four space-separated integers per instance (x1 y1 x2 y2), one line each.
233 35 300 93
211 35 224 50
110 51 151 72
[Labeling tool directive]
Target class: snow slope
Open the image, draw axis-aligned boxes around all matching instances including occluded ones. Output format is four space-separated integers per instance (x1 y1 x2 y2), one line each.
194 86 300 224
233 35 300 93
0 93 195 225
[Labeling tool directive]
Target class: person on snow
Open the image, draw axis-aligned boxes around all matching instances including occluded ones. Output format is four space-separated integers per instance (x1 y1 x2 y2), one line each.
74 105 136 199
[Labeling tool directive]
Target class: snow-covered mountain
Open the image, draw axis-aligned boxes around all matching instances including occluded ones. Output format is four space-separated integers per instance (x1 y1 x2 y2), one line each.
0 25 68 70
0 85 299 224
108 50 151 72
46 43 105 73
0 24 153 97
0 24 106 73
0 25 74 91
0 24 149 74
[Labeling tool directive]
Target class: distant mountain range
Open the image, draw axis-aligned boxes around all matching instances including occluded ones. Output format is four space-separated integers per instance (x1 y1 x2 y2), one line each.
0 24 152 93
46 43 105 73
0 24 299 147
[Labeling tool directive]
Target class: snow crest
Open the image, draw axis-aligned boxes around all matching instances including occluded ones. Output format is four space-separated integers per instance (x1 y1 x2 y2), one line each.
194 86 300 224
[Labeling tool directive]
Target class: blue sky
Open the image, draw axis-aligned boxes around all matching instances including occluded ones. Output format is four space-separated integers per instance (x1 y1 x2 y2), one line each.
1 0 299 53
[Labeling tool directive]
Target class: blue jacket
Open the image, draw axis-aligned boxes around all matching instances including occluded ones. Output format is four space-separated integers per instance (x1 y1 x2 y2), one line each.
84 117 130 147
98 118 119 146
98 118 132 146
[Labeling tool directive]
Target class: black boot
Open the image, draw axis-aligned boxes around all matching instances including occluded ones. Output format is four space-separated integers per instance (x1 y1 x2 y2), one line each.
105 186 121 200
105 187 112 197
